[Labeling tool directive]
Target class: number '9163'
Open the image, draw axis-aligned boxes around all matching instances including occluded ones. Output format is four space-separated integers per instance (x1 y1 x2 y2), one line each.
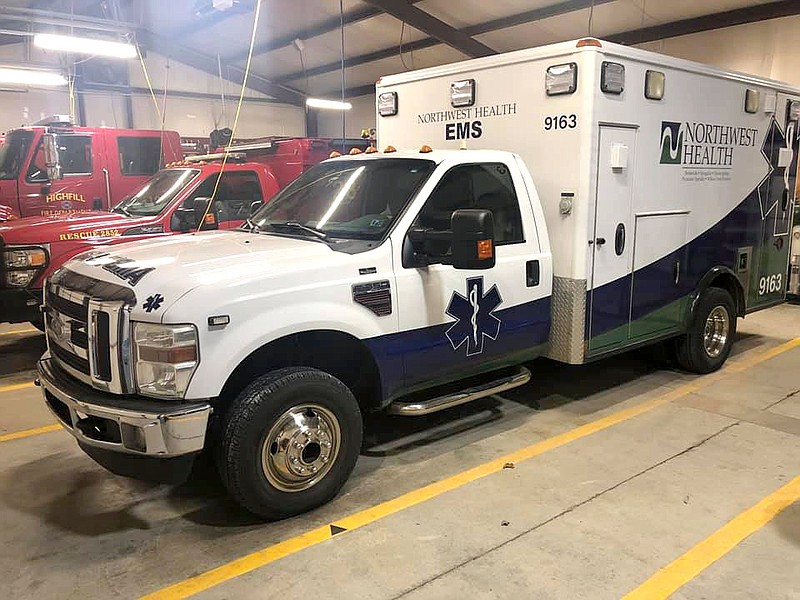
758 274 782 295
544 114 577 130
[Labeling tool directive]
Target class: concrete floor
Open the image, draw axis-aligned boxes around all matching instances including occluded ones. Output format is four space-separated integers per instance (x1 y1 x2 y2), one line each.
0 304 799 599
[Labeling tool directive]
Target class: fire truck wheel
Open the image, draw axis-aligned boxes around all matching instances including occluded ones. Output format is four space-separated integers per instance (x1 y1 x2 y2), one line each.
674 287 737 374
30 318 45 332
218 367 362 520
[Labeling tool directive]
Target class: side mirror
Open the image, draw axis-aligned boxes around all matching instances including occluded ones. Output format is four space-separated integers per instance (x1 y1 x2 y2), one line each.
249 200 262 216
42 134 62 181
451 209 495 270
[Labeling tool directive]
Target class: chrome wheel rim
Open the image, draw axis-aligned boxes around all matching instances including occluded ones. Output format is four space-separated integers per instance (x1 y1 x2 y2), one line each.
703 305 730 359
261 404 341 493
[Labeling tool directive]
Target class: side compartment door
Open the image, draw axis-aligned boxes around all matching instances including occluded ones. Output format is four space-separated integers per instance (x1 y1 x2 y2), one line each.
588 125 637 353
750 94 799 307
393 161 552 392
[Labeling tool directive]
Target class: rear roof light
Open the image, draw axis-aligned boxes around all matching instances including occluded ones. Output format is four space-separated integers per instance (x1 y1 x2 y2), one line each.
577 38 602 48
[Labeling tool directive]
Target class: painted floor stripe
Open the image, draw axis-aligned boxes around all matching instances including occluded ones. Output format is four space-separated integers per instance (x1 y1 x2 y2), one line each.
140 338 800 600
623 474 800 600
0 327 37 337
0 424 61 443
0 382 36 394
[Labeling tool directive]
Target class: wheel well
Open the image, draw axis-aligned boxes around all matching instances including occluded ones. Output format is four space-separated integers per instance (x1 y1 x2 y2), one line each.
217 330 383 414
707 272 745 317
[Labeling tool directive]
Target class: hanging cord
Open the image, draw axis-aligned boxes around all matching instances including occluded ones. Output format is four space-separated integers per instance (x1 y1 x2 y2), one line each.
340 0 346 147
217 53 227 124
399 21 412 71
588 0 595 36
68 73 76 123
195 0 264 233
641 0 647 28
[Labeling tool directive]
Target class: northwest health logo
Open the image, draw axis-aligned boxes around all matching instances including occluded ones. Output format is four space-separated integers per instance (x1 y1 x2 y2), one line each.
660 121 683 165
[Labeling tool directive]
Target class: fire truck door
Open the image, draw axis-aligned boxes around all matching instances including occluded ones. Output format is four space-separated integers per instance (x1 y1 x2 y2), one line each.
18 132 106 217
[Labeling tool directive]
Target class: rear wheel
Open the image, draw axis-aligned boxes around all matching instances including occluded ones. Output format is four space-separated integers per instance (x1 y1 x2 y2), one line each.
30 317 45 332
218 367 362 520
674 287 736 373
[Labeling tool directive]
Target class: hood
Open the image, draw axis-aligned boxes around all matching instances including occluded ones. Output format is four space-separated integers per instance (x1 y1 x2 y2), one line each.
0 211 149 245
62 230 345 320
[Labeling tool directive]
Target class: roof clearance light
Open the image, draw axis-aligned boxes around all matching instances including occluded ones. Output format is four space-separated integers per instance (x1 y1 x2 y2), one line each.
349 147 363 155
384 145 397 153
306 98 352 110
329 151 342 158
0 67 67 86
546 63 578 96
600 62 625 95
34 33 137 59
365 146 378 154
450 79 476 108
378 91 398 117
576 38 602 48
419 145 433 153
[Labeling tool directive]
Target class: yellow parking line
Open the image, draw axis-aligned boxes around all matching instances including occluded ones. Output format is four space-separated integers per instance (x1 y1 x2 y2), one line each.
623 474 800 599
141 338 800 600
0 327 37 337
0 382 35 394
0 424 61 443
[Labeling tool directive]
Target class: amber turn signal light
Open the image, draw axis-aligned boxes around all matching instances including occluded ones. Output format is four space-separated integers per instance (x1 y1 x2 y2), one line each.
477 239 493 260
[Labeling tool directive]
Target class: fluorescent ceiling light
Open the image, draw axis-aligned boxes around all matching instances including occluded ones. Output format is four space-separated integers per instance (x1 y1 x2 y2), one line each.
306 98 353 110
34 33 137 59
0 68 66 86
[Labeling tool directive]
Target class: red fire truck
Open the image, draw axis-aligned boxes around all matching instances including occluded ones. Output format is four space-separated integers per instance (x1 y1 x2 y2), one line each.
0 116 183 220
0 136 367 326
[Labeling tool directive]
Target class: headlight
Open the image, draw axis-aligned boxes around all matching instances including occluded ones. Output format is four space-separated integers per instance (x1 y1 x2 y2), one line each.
132 322 199 399
3 246 49 287
6 270 37 287
4 247 47 269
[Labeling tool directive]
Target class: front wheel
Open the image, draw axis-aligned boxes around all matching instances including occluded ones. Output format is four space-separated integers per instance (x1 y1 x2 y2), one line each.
218 367 362 520
674 287 737 373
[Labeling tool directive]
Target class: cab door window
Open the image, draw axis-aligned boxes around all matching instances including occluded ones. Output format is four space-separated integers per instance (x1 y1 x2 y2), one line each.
189 170 263 224
416 162 524 255
118 137 162 175
58 135 92 175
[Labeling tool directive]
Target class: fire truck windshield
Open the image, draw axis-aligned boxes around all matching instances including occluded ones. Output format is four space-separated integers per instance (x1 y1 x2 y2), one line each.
114 168 200 217
0 130 34 180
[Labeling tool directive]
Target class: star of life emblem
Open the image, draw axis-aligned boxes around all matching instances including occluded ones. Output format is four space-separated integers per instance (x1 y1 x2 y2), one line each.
445 277 503 356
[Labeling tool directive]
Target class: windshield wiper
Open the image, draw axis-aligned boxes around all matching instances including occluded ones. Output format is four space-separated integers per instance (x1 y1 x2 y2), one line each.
115 205 132 217
244 218 261 233
265 222 329 242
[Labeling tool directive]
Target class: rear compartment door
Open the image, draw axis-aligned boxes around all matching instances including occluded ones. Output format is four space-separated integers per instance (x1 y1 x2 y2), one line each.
748 93 798 308
588 125 637 353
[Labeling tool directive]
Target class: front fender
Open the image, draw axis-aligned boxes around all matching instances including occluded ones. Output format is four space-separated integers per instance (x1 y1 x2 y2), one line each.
182 299 399 399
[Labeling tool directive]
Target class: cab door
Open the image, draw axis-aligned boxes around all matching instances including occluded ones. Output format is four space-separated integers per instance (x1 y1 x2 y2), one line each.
393 159 552 392
19 131 106 217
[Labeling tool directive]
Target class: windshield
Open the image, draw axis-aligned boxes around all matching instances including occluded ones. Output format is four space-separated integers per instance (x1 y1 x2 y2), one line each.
250 158 435 240
0 130 34 180
113 168 200 217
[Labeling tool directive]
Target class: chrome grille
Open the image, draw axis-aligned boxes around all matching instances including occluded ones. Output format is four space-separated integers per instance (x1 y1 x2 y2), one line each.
45 270 134 394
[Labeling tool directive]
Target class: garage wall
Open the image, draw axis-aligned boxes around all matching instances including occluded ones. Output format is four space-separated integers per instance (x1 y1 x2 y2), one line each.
636 15 800 87
316 95 375 138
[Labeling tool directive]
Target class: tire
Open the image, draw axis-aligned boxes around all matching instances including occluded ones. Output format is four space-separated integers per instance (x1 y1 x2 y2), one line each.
30 317 45 332
674 287 737 373
218 367 362 520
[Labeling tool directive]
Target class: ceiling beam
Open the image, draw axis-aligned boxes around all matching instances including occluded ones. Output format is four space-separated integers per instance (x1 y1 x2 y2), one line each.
280 0 612 85
0 5 135 33
136 30 305 106
361 0 494 58
167 1 255 40
334 0 799 99
609 0 800 45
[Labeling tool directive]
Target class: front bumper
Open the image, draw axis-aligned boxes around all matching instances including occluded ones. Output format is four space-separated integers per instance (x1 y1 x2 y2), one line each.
37 355 212 458
0 286 42 324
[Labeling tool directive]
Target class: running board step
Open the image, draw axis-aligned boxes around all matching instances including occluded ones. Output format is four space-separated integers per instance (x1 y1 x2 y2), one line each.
388 366 531 417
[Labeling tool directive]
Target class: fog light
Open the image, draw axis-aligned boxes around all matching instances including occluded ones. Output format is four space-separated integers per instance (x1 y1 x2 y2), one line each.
121 423 147 453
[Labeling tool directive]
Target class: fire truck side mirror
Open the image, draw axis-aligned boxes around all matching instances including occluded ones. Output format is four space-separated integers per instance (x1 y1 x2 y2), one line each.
42 134 63 181
249 200 262 216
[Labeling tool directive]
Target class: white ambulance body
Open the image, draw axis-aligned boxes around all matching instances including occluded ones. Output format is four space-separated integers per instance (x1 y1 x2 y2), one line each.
376 38 799 362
